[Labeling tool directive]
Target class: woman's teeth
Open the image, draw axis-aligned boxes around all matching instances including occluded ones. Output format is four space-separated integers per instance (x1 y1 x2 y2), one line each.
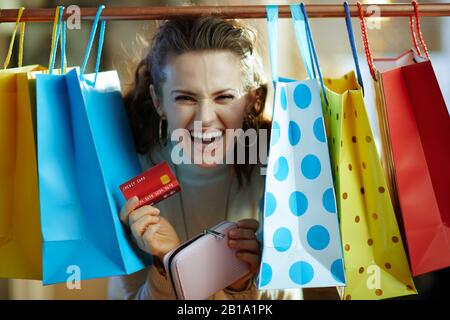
191 131 223 142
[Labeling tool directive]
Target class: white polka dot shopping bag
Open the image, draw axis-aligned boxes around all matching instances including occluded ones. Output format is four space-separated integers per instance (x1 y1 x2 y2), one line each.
258 5 345 290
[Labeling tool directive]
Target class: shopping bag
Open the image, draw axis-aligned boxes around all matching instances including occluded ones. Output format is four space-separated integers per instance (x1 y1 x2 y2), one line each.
359 1 450 276
37 6 149 285
322 3 416 300
0 8 46 279
258 4 345 290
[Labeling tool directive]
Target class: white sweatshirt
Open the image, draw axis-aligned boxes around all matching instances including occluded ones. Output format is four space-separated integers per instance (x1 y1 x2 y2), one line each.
109 141 303 300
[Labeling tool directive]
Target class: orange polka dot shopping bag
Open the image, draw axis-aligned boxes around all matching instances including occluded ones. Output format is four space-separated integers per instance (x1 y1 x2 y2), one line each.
321 3 416 300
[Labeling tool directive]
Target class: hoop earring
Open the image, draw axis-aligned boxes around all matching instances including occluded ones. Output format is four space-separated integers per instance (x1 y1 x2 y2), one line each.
159 115 168 147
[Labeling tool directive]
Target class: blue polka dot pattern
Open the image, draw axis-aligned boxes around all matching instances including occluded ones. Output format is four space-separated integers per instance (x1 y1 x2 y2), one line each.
322 188 336 213
289 191 308 217
289 261 314 285
301 154 321 180
271 121 281 146
260 263 272 287
274 156 289 181
273 227 292 252
288 121 301 146
280 87 287 110
293 84 312 109
307 225 330 250
330 259 345 283
313 117 326 142
265 192 277 217
259 80 344 289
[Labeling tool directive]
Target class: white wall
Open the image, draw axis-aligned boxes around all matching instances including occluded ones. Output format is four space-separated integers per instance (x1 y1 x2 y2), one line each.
431 16 450 114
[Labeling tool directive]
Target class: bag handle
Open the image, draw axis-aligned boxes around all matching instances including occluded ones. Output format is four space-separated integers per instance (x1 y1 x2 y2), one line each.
81 5 106 86
48 7 60 73
266 4 328 106
3 7 25 69
356 2 375 80
299 3 328 107
357 1 430 81
266 5 278 83
344 2 364 92
409 0 429 59
60 10 67 74
266 5 317 81
290 4 315 79
48 6 67 75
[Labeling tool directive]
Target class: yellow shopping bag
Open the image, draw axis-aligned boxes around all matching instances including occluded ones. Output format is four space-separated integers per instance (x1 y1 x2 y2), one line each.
323 71 416 300
316 5 417 299
0 8 47 279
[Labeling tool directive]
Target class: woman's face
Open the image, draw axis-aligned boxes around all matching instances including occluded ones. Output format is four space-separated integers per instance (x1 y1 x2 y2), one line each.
150 50 252 168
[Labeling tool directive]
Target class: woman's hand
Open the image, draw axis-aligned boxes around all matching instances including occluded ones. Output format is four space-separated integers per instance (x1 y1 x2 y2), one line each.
226 218 261 292
119 196 181 260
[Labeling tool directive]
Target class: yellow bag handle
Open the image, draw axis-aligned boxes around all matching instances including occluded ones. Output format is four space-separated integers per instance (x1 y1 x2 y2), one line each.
3 7 25 69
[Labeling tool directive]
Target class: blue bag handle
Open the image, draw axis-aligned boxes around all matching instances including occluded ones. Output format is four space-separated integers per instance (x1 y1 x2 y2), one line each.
344 2 364 92
266 5 278 84
266 4 328 106
81 5 106 86
290 4 316 80
298 3 329 107
59 14 67 74
267 5 317 81
49 6 66 75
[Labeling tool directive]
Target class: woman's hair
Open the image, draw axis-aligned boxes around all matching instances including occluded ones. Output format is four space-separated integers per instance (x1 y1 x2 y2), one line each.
124 16 270 187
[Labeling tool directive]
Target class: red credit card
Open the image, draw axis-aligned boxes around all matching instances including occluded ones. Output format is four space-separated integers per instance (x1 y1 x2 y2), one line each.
120 161 181 208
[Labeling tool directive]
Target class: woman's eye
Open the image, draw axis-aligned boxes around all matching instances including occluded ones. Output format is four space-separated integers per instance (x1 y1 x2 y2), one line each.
216 95 235 103
175 95 196 104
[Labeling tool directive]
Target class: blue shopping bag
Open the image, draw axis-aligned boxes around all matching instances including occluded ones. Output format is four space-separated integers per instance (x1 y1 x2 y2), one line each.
258 4 345 290
37 6 149 285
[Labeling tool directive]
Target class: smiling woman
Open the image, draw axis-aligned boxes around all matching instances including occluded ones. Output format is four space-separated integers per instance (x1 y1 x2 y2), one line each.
124 16 270 185
150 50 249 168
111 16 303 300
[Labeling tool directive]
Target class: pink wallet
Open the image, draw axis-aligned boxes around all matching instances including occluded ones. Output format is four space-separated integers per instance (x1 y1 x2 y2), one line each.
163 221 250 300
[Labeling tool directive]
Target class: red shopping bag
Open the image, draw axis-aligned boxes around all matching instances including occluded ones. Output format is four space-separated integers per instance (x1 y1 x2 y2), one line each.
358 1 450 276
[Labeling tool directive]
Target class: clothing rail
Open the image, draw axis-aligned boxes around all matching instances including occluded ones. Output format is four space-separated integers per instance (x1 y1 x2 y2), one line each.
0 3 450 23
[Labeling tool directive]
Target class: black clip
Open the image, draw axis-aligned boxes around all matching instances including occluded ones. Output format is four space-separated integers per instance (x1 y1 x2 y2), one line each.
203 229 226 239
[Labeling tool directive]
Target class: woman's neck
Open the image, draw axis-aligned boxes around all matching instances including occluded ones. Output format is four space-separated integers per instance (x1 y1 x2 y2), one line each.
159 139 232 180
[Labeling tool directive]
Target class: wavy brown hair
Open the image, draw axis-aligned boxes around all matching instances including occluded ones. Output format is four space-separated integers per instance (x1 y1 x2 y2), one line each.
124 16 270 187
